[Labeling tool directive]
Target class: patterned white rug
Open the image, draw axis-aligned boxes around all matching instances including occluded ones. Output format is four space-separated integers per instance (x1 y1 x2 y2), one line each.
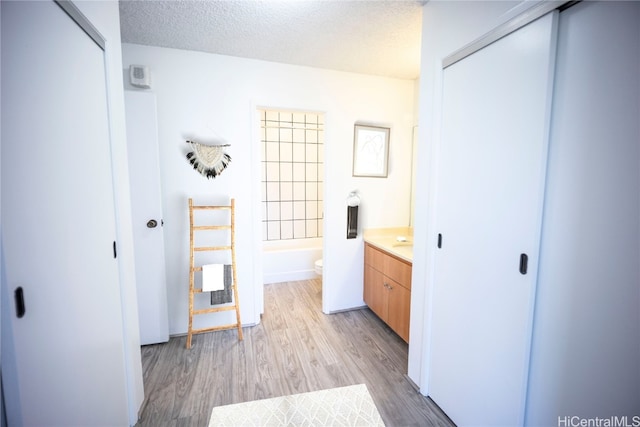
208 384 385 426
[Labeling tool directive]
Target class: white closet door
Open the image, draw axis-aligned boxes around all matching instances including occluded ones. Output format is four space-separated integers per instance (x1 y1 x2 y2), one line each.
1 1 129 425
526 2 640 423
428 12 558 426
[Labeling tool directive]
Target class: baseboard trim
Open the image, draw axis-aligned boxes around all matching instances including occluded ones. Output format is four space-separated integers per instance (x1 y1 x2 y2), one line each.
168 321 258 338
327 305 368 314
264 269 318 284
404 374 420 392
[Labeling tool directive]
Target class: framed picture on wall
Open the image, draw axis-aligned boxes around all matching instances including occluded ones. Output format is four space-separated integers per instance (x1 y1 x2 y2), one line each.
352 124 390 177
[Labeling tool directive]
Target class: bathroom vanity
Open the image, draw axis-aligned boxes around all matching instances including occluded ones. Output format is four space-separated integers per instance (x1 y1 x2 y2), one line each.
363 228 413 343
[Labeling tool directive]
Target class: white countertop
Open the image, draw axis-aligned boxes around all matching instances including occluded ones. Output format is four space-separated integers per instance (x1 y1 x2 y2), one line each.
363 227 413 263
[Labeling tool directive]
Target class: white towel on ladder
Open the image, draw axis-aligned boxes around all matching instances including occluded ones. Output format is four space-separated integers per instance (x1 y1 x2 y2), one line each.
202 264 225 291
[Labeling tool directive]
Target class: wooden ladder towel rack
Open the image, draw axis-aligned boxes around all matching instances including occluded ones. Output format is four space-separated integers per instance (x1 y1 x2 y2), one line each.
187 198 242 349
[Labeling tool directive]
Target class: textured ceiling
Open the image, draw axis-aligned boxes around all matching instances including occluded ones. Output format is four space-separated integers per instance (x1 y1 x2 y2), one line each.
118 0 424 80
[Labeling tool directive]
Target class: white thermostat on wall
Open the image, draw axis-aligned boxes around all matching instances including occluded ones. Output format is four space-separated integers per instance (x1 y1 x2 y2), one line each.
129 64 151 89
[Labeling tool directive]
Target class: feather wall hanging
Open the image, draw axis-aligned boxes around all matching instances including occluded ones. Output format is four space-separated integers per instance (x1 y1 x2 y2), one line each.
186 140 231 179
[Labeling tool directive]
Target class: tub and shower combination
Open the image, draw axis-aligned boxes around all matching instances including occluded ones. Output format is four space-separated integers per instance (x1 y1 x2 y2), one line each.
262 238 323 284
259 108 325 285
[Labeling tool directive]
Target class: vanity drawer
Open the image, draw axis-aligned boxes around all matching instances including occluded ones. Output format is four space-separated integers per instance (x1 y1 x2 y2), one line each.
364 243 385 269
383 254 412 290
366 243 412 290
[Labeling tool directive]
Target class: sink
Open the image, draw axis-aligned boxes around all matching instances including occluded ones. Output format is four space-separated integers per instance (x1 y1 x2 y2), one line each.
364 228 414 262
392 241 413 247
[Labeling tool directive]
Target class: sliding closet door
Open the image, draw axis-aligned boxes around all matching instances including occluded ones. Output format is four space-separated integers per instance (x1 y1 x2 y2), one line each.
428 12 558 426
526 2 640 423
1 1 129 425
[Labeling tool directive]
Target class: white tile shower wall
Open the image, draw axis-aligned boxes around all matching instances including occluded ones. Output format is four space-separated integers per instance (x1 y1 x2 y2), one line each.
260 109 323 242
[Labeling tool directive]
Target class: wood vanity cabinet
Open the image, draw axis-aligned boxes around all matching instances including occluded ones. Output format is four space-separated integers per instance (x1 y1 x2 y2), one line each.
364 243 412 343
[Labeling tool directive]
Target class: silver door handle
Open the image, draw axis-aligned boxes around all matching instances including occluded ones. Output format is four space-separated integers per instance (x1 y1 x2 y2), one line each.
147 219 158 228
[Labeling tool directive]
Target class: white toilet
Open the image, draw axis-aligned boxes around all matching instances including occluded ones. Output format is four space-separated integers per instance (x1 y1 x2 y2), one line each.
314 259 323 276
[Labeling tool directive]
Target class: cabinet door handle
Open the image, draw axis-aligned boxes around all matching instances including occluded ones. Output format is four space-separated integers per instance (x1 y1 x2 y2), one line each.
15 286 25 318
437 233 442 249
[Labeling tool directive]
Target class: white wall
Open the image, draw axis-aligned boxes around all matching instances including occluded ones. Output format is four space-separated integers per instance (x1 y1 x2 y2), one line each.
121 44 416 334
410 0 524 388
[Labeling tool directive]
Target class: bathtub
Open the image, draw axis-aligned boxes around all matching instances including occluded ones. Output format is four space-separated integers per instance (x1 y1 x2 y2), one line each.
262 238 323 284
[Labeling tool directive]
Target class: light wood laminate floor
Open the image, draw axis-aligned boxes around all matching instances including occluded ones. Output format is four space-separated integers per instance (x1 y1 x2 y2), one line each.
136 279 454 427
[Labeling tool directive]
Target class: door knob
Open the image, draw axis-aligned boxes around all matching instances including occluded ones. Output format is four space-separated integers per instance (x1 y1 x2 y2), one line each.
147 219 158 228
